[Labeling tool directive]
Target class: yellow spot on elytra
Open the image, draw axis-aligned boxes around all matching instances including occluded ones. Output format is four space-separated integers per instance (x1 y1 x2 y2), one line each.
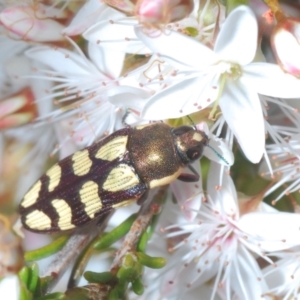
95 136 128 161
21 180 42 208
25 210 51 230
51 199 75 230
79 181 102 218
103 164 139 192
72 149 92 176
149 167 182 188
47 164 61 192
192 132 203 142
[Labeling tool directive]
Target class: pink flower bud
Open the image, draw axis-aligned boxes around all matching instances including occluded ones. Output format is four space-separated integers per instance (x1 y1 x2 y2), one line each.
136 0 194 24
105 0 194 24
0 4 65 42
271 17 300 77
0 89 37 129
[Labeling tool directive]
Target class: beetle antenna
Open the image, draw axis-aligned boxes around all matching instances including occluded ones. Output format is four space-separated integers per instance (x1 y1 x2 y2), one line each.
186 115 196 129
207 144 229 165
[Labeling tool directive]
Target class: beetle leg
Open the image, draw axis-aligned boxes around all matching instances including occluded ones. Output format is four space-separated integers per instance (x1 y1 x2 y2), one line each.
177 164 200 182
137 190 149 205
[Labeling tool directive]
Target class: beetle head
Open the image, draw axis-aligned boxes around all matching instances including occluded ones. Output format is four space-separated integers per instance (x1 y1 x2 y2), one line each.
172 125 209 164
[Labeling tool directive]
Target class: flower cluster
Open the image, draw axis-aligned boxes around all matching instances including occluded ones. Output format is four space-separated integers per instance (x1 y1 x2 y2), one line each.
1 0 300 299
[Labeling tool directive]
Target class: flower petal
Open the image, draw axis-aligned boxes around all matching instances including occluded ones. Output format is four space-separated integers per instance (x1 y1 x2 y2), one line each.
26 47 100 76
204 134 234 166
214 6 258 65
63 0 106 36
83 16 149 54
239 212 300 251
108 86 150 112
142 75 216 120
244 63 300 98
0 37 27 65
135 26 217 68
230 249 267 300
0 5 64 42
271 18 300 77
88 42 125 78
220 80 265 163
263 256 300 297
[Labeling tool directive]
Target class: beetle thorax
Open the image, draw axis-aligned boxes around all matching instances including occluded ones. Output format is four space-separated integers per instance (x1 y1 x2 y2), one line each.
173 128 208 164
129 123 183 188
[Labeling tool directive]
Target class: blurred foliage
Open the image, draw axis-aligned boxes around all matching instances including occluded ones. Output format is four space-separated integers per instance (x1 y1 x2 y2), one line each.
18 264 65 300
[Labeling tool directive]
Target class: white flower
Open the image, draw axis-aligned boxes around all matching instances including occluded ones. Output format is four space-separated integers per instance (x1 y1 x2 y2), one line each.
82 7 149 80
134 5 300 163
82 0 219 80
261 129 300 204
83 0 223 81
25 41 148 148
263 249 300 300
63 0 108 36
148 162 300 300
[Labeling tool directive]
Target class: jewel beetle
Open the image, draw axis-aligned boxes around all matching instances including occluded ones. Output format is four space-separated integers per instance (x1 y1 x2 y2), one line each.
19 122 208 233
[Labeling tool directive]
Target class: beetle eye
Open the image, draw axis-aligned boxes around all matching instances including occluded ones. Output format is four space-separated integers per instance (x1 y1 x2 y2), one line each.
186 147 201 161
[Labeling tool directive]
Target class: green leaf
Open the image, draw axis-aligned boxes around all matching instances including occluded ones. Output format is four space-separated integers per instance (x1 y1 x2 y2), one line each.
108 288 119 300
28 263 39 293
18 266 30 287
131 277 144 295
136 252 166 269
25 235 69 262
113 280 128 298
116 266 136 282
122 253 136 269
83 271 116 284
19 279 32 300
137 213 160 252
93 214 137 250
